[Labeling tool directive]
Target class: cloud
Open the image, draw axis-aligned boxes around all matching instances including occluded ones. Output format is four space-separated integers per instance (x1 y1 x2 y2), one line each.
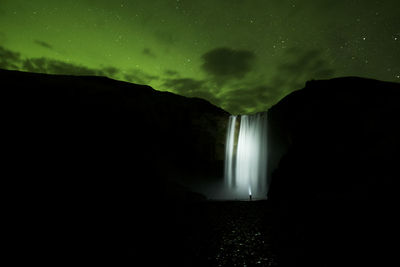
34 40 54 50
219 85 278 115
201 47 256 81
22 57 103 76
271 48 336 93
101 66 120 77
0 45 123 78
123 69 159 85
0 46 158 87
164 69 179 77
0 46 21 69
279 48 333 75
209 48 336 114
162 78 205 94
142 48 156 58
154 30 178 45
161 77 220 105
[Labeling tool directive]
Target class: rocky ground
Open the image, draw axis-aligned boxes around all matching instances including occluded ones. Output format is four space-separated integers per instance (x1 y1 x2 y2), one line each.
187 201 278 267
128 200 279 267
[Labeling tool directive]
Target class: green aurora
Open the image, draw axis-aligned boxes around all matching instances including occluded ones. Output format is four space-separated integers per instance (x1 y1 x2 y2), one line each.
0 0 399 114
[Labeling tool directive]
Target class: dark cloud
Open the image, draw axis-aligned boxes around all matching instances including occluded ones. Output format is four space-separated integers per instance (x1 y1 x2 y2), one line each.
34 40 54 50
123 69 159 85
164 69 179 76
219 85 278 115
0 45 123 78
0 45 21 69
154 30 178 45
279 48 334 75
162 78 205 94
0 45 97 76
22 57 103 76
142 48 156 58
162 77 220 105
272 48 335 92
201 47 256 80
101 66 120 77
215 48 335 114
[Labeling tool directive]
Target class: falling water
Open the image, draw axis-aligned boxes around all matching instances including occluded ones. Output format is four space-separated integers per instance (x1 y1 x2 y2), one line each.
224 112 268 199
224 115 237 188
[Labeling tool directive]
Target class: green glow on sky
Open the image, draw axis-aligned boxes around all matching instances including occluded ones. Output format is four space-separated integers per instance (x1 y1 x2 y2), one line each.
0 0 399 114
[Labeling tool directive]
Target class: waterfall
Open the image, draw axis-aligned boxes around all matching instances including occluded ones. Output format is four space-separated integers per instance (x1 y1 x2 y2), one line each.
224 112 268 199
224 115 237 188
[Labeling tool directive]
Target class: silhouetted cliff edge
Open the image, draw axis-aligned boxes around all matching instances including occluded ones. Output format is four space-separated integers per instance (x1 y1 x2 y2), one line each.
3 68 229 197
267 77 400 267
3 68 231 263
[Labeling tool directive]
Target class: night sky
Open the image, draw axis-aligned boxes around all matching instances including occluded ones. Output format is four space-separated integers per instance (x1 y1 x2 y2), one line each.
0 0 399 114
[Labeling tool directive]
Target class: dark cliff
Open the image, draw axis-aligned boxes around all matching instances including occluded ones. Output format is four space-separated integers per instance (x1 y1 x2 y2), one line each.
267 77 400 266
3 68 229 199
2 68 231 264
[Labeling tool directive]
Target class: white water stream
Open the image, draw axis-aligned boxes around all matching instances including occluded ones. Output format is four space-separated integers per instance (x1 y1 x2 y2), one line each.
224 112 268 199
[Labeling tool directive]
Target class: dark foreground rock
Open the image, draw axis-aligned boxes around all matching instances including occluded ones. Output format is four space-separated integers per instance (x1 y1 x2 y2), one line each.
2 69 229 263
3 68 228 193
267 77 400 267
3 68 228 177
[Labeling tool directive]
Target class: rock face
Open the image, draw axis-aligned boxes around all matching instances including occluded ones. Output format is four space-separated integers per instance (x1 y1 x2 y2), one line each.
3 68 229 199
3 68 231 263
267 77 400 266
